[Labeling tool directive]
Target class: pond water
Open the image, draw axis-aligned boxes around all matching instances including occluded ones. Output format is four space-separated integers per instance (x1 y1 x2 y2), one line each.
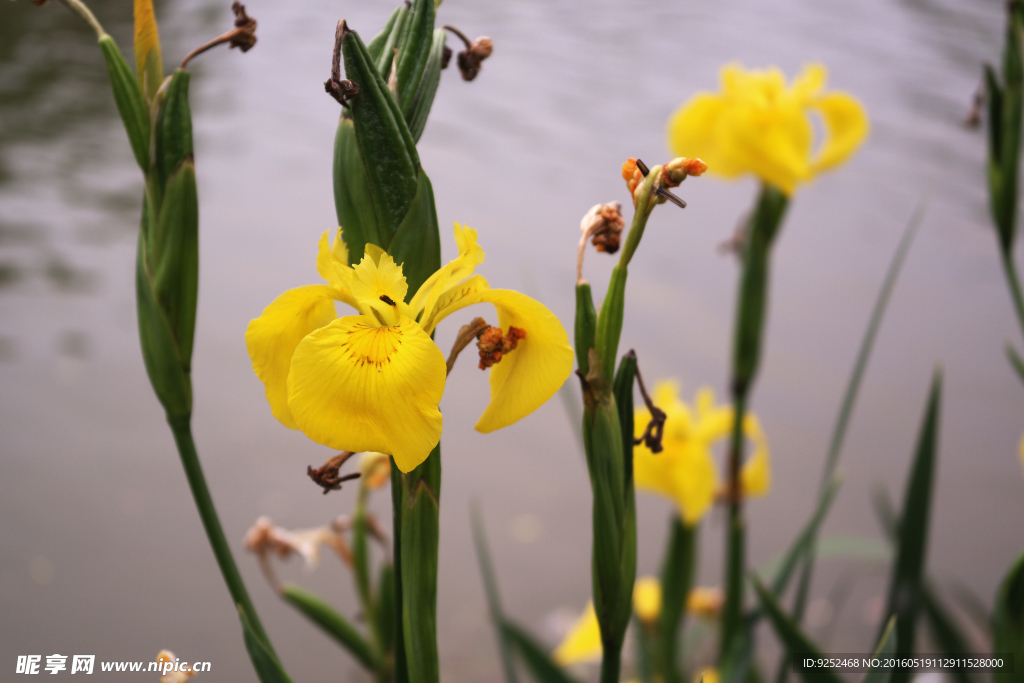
1 0 1022 680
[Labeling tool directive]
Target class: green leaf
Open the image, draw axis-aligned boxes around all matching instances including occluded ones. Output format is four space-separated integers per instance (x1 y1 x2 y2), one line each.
863 617 897 683
750 475 841 611
594 265 626 383
280 584 377 670
751 577 844 683
717 618 754 683
367 5 407 67
154 69 194 203
731 185 789 391
612 350 637 487
656 518 696 683
574 282 597 378
394 0 436 115
992 549 1024 683
135 237 191 419
389 458 410 683
98 36 150 171
921 583 973 683
1007 343 1024 384
502 620 579 683
376 562 397 662
238 605 295 683
386 170 441 297
151 159 199 373
882 370 942 683
400 445 441 683
352 508 373 616
406 28 448 142
342 24 420 246
333 116 385 260
470 503 519 683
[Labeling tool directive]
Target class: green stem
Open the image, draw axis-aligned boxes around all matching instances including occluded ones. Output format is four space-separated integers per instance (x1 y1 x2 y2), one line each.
656 518 696 683
594 169 658 382
599 642 622 683
167 416 276 655
56 0 108 39
1000 250 1024 346
721 389 747 660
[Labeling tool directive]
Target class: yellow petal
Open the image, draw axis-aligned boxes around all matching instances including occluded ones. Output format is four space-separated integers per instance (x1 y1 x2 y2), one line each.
810 93 870 175
468 290 574 433
287 315 445 473
741 414 771 497
635 439 718 526
316 231 359 309
667 93 746 178
409 223 487 319
420 274 491 334
790 63 827 101
364 243 387 265
698 668 720 683
553 602 602 666
633 576 662 623
348 253 409 307
246 285 337 429
718 97 811 196
133 0 163 101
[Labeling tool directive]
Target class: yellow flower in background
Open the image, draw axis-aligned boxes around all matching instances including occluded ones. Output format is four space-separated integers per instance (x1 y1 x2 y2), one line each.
246 224 573 473
632 576 662 624
697 669 720 683
554 579 725 664
553 576 663 665
633 382 771 525
667 63 868 195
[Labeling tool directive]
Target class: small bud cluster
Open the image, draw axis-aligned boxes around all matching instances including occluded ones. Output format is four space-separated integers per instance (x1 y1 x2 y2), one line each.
477 326 526 369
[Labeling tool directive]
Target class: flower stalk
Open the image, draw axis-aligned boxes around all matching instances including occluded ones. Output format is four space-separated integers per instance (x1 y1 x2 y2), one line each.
575 158 701 683
720 183 788 661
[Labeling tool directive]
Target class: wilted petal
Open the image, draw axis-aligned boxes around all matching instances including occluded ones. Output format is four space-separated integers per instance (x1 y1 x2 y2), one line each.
246 285 337 428
287 315 445 473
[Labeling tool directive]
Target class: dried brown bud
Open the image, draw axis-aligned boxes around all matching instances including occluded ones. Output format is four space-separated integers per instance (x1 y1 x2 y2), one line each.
582 202 626 255
444 26 493 81
229 2 258 52
477 325 526 369
441 45 453 69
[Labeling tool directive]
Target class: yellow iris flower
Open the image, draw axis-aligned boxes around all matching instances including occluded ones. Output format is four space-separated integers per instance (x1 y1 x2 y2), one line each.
553 578 723 665
246 224 573 473
666 63 869 196
553 576 662 665
633 382 770 525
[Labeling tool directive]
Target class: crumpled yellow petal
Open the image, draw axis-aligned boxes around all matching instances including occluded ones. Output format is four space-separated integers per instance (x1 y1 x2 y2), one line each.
553 602 602 666
133 0 163 100
287 314 445 473
316 231 359 309
409 223 487 320
245 285 338 429
810 92 870 175
633 576 662 623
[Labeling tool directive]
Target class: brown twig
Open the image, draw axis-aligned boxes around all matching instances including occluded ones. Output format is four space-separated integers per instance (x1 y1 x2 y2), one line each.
632 351 666 453
179 2 257 69
307 451 360 494
324 20 359 106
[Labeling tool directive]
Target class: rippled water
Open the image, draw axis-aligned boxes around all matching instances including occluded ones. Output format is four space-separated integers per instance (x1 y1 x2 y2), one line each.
1 0 1022 680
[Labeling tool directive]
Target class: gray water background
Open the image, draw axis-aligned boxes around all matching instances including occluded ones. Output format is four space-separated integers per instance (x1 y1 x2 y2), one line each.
1 0 1023 680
